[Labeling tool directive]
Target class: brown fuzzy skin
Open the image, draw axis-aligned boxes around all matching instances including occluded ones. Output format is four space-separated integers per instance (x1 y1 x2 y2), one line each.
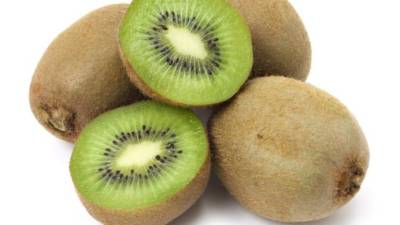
210 76 369 222
227 0 312 80
79 155 211 225
29 4 143 143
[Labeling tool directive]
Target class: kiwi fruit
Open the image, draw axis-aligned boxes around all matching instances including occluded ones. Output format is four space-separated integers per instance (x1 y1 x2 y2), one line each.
70 101 210 225
227 0 312 80
119 0 253 107
29 4 143 143
210 76 369 222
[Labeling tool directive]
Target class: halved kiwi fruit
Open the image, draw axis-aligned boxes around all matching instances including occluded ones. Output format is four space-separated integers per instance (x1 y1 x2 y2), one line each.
119 0 253 107
210 76 369 222
227 0 312 80
29 4 143 143
70 101 210 225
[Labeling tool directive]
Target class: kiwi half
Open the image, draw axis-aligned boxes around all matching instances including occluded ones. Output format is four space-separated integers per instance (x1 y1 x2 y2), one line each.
227 0 312 80
70 101 210 225
29 4 143 143
119 0 253 107
210 77 369 222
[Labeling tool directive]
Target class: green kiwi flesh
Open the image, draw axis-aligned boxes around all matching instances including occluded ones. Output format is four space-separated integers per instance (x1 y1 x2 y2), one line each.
70 101 210 225
210 76 369 222
29 4 143 143
119 0 253 107
227 0 312 80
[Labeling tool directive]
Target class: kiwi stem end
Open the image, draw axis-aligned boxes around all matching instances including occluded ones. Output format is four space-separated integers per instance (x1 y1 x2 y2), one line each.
39 104 75 135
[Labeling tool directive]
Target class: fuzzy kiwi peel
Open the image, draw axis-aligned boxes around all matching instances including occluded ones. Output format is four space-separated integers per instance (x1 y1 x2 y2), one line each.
227 0 312 80
70 101 210 225
119 0 253 107
29 4 143 143
210 76 369 222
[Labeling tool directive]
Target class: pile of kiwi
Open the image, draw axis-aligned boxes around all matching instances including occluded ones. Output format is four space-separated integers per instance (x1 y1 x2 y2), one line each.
30 1 369 224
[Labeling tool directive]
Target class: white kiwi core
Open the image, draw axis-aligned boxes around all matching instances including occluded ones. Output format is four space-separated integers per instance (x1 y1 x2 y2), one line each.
116 141 163 168
165 25 208 59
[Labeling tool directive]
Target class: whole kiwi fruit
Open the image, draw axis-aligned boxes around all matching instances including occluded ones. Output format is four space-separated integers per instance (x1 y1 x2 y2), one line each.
227 0 312 80
70 101 210 225
29 4 143 143
210 76 369 222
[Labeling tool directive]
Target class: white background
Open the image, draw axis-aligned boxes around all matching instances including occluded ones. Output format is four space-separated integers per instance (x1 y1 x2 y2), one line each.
0 0 399 224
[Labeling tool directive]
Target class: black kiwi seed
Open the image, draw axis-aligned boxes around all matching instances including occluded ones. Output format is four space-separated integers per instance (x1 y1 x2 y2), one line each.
166 58 173 65
171 12 176 22
166 143 175 149
160 24 168 30
212 60 220 67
